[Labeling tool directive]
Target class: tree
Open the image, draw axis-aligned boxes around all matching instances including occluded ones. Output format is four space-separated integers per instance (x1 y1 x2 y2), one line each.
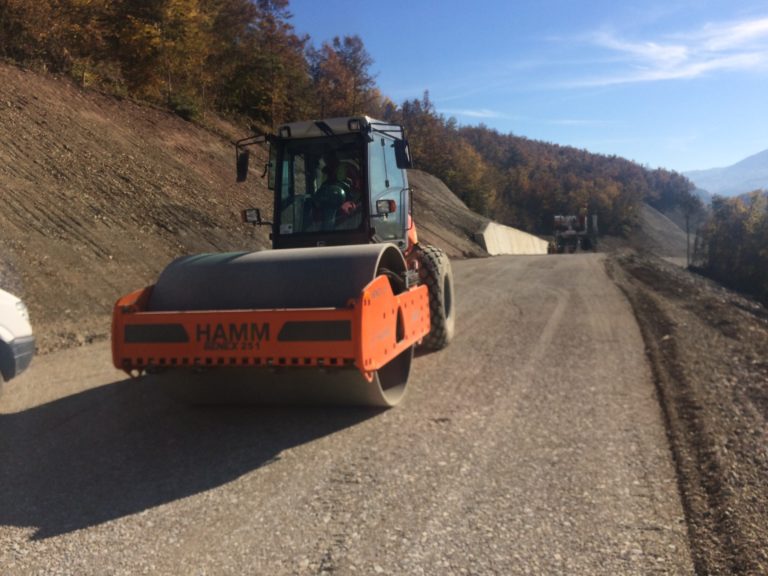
0 0 69 69
332 35 375 112
60 0 116 86
249 0 312 126
307 34 376 117
697 191 768 304
112 0 212 115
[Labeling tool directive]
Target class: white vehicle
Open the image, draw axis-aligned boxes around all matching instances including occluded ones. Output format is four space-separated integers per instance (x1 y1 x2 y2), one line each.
0 288 35 392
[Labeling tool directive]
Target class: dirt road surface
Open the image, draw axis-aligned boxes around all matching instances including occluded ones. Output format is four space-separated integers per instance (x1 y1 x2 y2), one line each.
0 254 693 575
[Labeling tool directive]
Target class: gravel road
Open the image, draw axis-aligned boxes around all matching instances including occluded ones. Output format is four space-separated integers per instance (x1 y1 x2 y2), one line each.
0 254 693 575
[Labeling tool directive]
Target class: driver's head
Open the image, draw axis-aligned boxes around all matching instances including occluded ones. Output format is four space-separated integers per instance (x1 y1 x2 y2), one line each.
338 160 361 192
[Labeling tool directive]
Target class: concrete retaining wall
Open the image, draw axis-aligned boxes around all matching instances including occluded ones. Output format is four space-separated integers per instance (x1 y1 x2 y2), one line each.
475 222 549 255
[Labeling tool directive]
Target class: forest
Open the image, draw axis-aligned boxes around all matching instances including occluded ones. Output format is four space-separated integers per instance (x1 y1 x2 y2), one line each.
11 0 767 308
695 192 768 306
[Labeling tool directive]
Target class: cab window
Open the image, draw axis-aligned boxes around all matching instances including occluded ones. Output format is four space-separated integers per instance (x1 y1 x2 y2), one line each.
277 135 365 235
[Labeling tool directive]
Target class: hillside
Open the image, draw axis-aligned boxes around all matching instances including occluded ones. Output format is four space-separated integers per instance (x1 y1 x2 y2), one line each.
0 63 487 353
407 170 489 258
634 204 689 266
685 148 768 197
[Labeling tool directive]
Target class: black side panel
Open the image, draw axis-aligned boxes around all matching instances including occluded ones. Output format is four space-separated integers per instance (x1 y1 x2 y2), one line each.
278 321 352 342
124 324 190 344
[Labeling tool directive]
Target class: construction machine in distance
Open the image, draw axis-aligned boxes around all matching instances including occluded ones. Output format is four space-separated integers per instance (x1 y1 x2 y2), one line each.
552 211 598 253
111 116 455 407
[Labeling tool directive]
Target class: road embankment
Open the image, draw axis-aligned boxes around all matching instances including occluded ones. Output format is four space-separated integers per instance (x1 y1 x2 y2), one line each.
608 251 768 575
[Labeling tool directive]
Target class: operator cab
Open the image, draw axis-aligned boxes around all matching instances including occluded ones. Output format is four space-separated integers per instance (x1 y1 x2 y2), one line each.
237 117 412 250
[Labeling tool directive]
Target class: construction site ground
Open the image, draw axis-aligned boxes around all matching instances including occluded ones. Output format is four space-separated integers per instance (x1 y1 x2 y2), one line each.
1 62 767 574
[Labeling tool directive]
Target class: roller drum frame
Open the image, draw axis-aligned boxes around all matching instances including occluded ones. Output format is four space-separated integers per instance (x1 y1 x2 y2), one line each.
112 244 429 407
147 347 413 408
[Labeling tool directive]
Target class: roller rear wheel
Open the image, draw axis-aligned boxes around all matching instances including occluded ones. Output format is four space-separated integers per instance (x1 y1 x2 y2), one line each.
416 244 456 350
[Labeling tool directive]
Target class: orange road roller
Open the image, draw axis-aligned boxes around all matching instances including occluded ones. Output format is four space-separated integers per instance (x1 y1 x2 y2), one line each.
112 117 455 407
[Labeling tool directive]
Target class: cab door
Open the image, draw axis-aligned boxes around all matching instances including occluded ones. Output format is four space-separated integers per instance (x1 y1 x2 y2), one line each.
368 135 408 249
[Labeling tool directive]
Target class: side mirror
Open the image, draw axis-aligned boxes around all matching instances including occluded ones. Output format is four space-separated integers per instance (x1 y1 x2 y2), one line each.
394 140 412 169
236 149 250 182
242 207 273 226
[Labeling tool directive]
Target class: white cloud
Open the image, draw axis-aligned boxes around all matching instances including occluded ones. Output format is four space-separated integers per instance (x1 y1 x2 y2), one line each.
593 32 689 69
545 118 616 127
572 16 768 86
441 108 507 119
695 17 768 51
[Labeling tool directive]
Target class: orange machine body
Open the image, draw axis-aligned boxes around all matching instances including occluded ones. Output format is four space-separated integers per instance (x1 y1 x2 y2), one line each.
112 275 430 381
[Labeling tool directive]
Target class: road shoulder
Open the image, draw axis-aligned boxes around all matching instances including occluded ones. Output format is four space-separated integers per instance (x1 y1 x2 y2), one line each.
607 251 768 575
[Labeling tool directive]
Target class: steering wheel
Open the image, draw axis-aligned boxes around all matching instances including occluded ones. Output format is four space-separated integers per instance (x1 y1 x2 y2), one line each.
311 183 348 229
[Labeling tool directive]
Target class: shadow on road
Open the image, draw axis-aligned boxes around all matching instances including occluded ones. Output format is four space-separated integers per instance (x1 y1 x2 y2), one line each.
0 376 376 539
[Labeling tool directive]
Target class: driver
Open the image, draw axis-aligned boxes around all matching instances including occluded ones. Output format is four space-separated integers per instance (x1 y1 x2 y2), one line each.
338 161 362 216
313 154 363 230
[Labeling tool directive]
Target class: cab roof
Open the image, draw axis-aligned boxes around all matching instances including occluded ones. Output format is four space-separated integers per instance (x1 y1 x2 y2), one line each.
276 117 404 140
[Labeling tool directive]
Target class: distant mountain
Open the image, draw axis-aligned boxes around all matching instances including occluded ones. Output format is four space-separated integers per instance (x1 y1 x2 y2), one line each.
684 149 768 197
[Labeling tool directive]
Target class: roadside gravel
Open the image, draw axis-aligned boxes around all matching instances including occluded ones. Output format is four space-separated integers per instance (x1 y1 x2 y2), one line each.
608 250 768 575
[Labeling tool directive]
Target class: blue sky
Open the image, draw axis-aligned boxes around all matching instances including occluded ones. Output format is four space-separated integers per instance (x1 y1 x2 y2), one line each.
289 0 768 173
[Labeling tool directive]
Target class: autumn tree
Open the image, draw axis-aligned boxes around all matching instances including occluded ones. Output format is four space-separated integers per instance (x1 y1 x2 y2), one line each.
199 0 260 114
697 192 768 304
386 93 495 216
248 0 312 126
307 35 377 117
0 0 70 69
332 35 375 112
59 0 116 86
110 0 211 115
